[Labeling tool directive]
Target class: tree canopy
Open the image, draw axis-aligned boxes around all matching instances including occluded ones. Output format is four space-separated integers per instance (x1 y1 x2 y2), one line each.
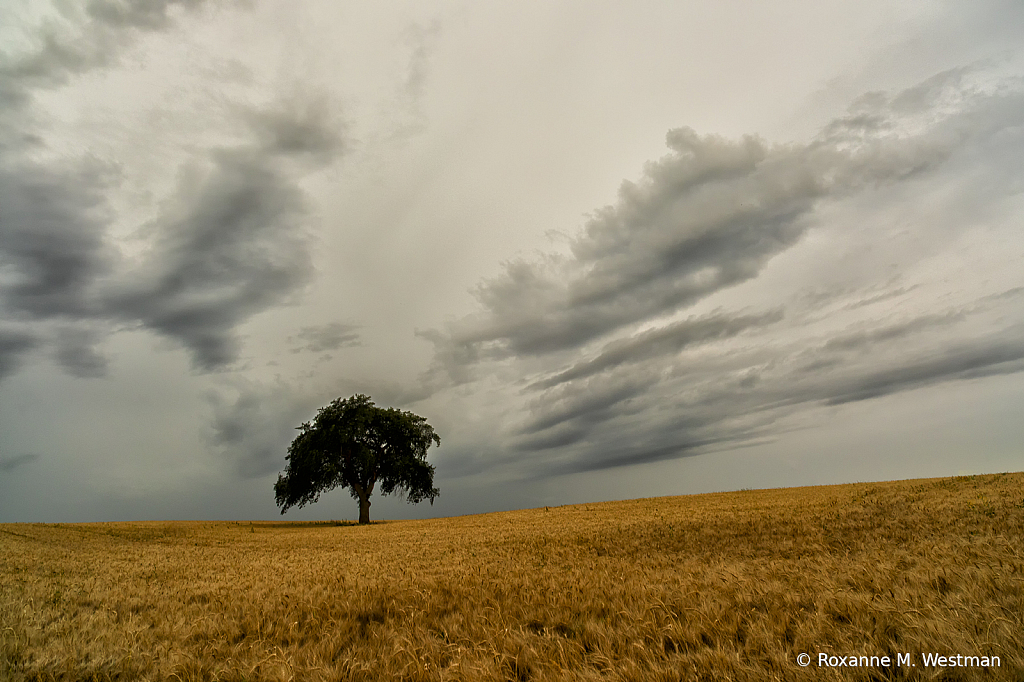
274 394 440 524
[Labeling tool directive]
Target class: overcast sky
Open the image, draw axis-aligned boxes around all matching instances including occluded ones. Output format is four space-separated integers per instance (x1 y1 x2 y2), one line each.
1 0 1023 523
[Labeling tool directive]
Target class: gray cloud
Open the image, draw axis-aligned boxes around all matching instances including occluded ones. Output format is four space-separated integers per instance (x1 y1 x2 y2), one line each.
0 121 338 374
0 0 212 110
530 308 783 390
418 69 1024 479
85 0 208 30
243 97 346 166
0 329 38 381
519 373 650 440
0 452 39 473
112 97 345 368
102 97 344 370
821 312 965 353
510 312 1024 478
53 327 108 378
0 156 115 319
508 308 787 459
105 145 317 370
841 285 922 311
208 380 322 478
822 336 1024 405
426 70 987 380
290 322 361 354
0 1 346 378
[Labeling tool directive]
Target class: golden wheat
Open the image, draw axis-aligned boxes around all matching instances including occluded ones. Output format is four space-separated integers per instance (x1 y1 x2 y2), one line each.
2 473 1023 681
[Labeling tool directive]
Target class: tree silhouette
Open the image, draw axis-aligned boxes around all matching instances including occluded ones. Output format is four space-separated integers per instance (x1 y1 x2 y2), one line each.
274 395 439 524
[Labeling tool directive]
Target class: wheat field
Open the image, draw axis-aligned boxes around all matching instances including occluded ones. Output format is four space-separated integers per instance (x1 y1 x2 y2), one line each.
2 472 1023 681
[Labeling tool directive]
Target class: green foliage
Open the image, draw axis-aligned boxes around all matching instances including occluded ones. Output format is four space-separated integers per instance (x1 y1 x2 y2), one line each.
274 395 440 519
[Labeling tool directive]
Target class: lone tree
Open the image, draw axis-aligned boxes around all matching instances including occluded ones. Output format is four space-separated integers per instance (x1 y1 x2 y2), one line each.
274 394 440 524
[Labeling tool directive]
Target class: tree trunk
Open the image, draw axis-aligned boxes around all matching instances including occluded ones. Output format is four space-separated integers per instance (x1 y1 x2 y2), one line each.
358 495 371 524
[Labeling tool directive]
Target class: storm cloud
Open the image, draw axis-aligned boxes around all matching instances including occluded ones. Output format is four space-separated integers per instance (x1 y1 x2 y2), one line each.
53 327 108 378
0 0 345 377
530 309 784 390
0 156 115 320
0 0 211 109
0 329 37 381
208 380 325 478
104 142 319 369
418 68 1024 478
426 71 1000 382
504 298 1024 477
290 323 361 354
